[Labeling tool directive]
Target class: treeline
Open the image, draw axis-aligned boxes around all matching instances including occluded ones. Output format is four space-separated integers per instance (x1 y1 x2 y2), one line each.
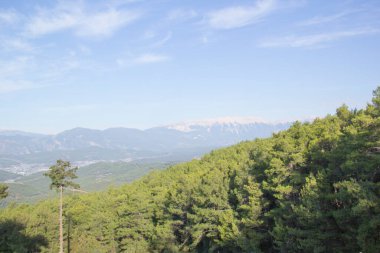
0 88 379 252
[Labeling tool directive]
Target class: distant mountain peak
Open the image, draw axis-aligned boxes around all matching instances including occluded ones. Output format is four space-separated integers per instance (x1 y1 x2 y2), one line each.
166 117 269 132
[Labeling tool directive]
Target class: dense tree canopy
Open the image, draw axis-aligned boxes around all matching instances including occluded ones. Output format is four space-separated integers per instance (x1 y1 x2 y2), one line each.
0 88 379 252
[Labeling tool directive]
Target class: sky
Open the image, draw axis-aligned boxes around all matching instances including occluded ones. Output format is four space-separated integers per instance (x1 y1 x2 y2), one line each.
0 0 379 134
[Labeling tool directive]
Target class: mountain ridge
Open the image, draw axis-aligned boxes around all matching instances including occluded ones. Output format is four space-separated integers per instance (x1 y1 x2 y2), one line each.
0 116 290 136
0 119 291 174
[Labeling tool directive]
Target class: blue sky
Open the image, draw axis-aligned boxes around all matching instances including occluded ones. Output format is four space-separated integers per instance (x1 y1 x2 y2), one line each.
0 0 379 133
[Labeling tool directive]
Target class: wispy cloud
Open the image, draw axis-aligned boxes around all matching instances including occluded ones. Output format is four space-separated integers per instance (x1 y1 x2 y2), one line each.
207 0 276 29
76 9 140 37
260 28 379 48
134 53 169 64
25 5 80 36
151 32 172 47
299 10 360 26
0 9 20 24
167 9 198 21
0 38 34 52
0 50 92 94
25 3 141 37
116 53 170 67
143 30 156 39
107 0 144 8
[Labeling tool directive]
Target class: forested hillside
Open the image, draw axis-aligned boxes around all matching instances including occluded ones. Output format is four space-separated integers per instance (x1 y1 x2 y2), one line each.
0 88 379 252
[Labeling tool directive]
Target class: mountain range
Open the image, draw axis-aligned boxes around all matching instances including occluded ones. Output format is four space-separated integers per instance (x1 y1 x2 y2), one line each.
0 118 290 174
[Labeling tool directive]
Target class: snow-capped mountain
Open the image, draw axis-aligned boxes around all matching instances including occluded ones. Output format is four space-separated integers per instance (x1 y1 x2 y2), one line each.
160 117 289 147
166 117 269 132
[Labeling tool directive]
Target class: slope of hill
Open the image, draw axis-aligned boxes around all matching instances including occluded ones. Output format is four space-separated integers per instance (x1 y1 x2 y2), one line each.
0 88 379 252
2 161 173 205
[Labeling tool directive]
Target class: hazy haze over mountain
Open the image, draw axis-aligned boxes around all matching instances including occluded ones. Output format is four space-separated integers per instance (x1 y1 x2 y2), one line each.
0 118 290 174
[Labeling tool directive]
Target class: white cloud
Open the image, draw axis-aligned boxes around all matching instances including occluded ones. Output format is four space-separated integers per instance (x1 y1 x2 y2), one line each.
143 30 172 48
167 9 198 21
260 28 379 48
0 38 34 52
25 8 79 36
116 53 170 67
108 0 143 8
207 0 276 29
134 53 169 64
143 30 156 39
0 9 20 24
25 3 141 37
151 32 172 47
76 9 140 37
299 10 360 26
0 50 91 94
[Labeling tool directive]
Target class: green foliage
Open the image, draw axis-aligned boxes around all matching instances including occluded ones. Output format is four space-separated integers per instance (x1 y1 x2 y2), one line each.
0 87 379 252
0 184 8 200
0 220 48 252
44 160 79 190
